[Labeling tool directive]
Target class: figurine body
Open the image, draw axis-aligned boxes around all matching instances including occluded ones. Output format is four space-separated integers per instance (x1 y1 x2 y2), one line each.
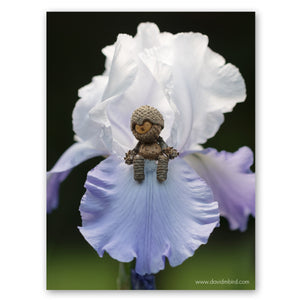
124 105 179 183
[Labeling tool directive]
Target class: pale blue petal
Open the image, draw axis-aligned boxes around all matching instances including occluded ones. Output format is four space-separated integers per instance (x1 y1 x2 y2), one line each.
79 156 219 275
184 147 255 231
47 142 103 213
47 170 71 212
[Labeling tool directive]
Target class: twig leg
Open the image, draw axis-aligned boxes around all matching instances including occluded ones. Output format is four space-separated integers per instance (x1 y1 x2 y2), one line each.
157 155 169 183
133 155 145 182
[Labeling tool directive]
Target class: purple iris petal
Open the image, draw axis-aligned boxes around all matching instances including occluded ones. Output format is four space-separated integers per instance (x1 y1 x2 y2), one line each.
131 269 156 290
79 155 219 275
184 146 255 231
47 170 71 212
47 142 103 213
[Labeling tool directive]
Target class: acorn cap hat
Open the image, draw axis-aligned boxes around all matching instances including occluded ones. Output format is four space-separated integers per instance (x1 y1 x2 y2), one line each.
131 105 164 130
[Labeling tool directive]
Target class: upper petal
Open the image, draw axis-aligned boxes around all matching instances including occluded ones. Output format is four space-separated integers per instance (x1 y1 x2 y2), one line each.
79 156 219 275
184 147 255 231
74 23 246 156
89 58 175 156
72 34 138 153
101 22 162 75
139 30 246 152
102 34 138 100
135 22 162 51
72 75 108 147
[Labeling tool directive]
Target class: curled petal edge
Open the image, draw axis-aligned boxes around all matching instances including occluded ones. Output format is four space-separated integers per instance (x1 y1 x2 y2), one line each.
47 142 105 213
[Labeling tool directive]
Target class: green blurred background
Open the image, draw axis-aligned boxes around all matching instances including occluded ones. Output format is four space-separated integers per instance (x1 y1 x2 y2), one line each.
47 12 255 290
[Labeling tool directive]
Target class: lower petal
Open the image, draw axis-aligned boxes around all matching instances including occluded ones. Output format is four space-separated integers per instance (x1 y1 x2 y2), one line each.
184 147 255 231
47 170 71 212
79 156 219 275
47 142 103 213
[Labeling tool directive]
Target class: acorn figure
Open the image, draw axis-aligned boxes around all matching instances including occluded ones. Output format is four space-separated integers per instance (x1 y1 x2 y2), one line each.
124 105 179 183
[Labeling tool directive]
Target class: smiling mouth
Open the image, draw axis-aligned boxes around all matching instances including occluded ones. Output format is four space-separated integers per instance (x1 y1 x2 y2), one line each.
135 121 152 134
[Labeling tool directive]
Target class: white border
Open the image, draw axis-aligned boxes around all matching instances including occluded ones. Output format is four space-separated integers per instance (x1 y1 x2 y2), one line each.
1 0 300 299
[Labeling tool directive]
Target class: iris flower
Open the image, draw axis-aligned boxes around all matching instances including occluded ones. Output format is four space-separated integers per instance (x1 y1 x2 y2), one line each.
47 23 255 275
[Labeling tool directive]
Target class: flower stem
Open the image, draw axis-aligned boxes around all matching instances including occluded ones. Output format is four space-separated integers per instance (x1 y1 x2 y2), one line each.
116 262 132 289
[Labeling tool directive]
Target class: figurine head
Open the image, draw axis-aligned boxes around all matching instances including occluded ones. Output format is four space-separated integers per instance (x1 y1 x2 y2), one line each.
131 105 164 143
